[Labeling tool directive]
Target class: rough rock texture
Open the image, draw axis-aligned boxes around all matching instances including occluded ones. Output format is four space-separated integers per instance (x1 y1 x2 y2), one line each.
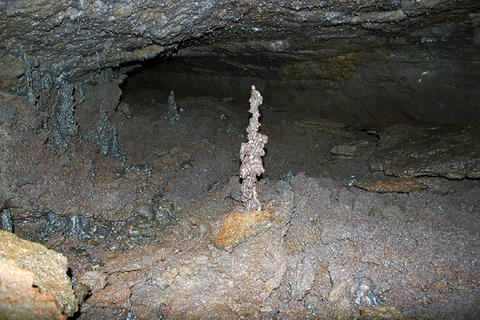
0 256 66 320
1 0 480 318
2 0 477 82
0 230 77 317
0 0 479 132
213 210 272 252
2 90 479 318
72 174 480 319
353 179 428 193
367 123 480 179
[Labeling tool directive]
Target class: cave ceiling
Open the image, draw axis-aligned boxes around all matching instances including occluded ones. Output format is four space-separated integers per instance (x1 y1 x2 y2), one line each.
1 0 479 87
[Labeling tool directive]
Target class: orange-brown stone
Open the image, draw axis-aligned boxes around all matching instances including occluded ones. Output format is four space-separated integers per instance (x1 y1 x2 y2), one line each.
213 210 271 252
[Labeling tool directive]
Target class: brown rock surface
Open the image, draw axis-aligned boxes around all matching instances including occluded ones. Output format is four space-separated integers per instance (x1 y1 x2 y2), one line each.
2 86 480 319
359 304 404 320
0 230 77 317
367 123 480 179
213 210 272 252
0 256 65 320
64 171 480 319
1 1 480 319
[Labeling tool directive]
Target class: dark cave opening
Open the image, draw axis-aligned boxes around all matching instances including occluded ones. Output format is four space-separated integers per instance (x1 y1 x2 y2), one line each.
119 42 480 128
114 48 480 185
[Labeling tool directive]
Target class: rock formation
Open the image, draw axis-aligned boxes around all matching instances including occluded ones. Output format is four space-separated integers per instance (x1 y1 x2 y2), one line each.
1 0 478 127
0 230 77 318
1 1 480 318
240 85 268 212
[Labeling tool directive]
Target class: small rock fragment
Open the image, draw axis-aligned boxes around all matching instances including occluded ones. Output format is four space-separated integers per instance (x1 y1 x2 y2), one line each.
330 144 360 156
354 277 384 307
73 282 91 305
213 210 271 252
0 209 13 232
134 204 156 221
78 270 107 293
327 280 357 320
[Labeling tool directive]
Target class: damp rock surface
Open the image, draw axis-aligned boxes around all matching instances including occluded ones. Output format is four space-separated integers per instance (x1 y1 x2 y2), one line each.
2 0 477 85
367 122 480 179
1 0 480 318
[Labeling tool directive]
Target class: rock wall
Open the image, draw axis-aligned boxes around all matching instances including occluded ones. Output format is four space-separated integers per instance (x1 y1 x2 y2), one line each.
1 1 479 121
0 0 479 219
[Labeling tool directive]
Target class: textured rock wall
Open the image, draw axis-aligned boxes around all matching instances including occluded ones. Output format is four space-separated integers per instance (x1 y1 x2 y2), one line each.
1 0 479 215
0 0 478 152
2 0 478 97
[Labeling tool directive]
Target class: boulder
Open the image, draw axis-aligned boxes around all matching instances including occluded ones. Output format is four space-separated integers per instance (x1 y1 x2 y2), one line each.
0 230 77 317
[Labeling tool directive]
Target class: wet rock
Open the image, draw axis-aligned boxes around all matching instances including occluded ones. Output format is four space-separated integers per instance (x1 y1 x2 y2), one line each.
165 90 180 125
66 214 93 239
213 210 272 252
280 170 293 182
154 199 178 225
134 203 156 221
84 104 123 160
94 223 112 239
367 123 480 179
48 82 79 154
113 164 153 180
0 230 77 317
36 211 68 241
354 277 384 307
0 256 65 320
34 211 93 241
125 217 159 239
0 209 13 232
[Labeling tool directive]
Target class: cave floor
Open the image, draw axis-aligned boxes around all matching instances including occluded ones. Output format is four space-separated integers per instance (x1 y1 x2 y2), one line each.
11 87 480 319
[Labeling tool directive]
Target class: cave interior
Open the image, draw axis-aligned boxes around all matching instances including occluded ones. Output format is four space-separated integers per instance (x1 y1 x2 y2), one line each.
1 0 480 319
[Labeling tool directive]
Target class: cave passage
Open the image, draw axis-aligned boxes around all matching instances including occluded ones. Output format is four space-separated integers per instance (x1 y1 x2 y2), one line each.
1 0 480 318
